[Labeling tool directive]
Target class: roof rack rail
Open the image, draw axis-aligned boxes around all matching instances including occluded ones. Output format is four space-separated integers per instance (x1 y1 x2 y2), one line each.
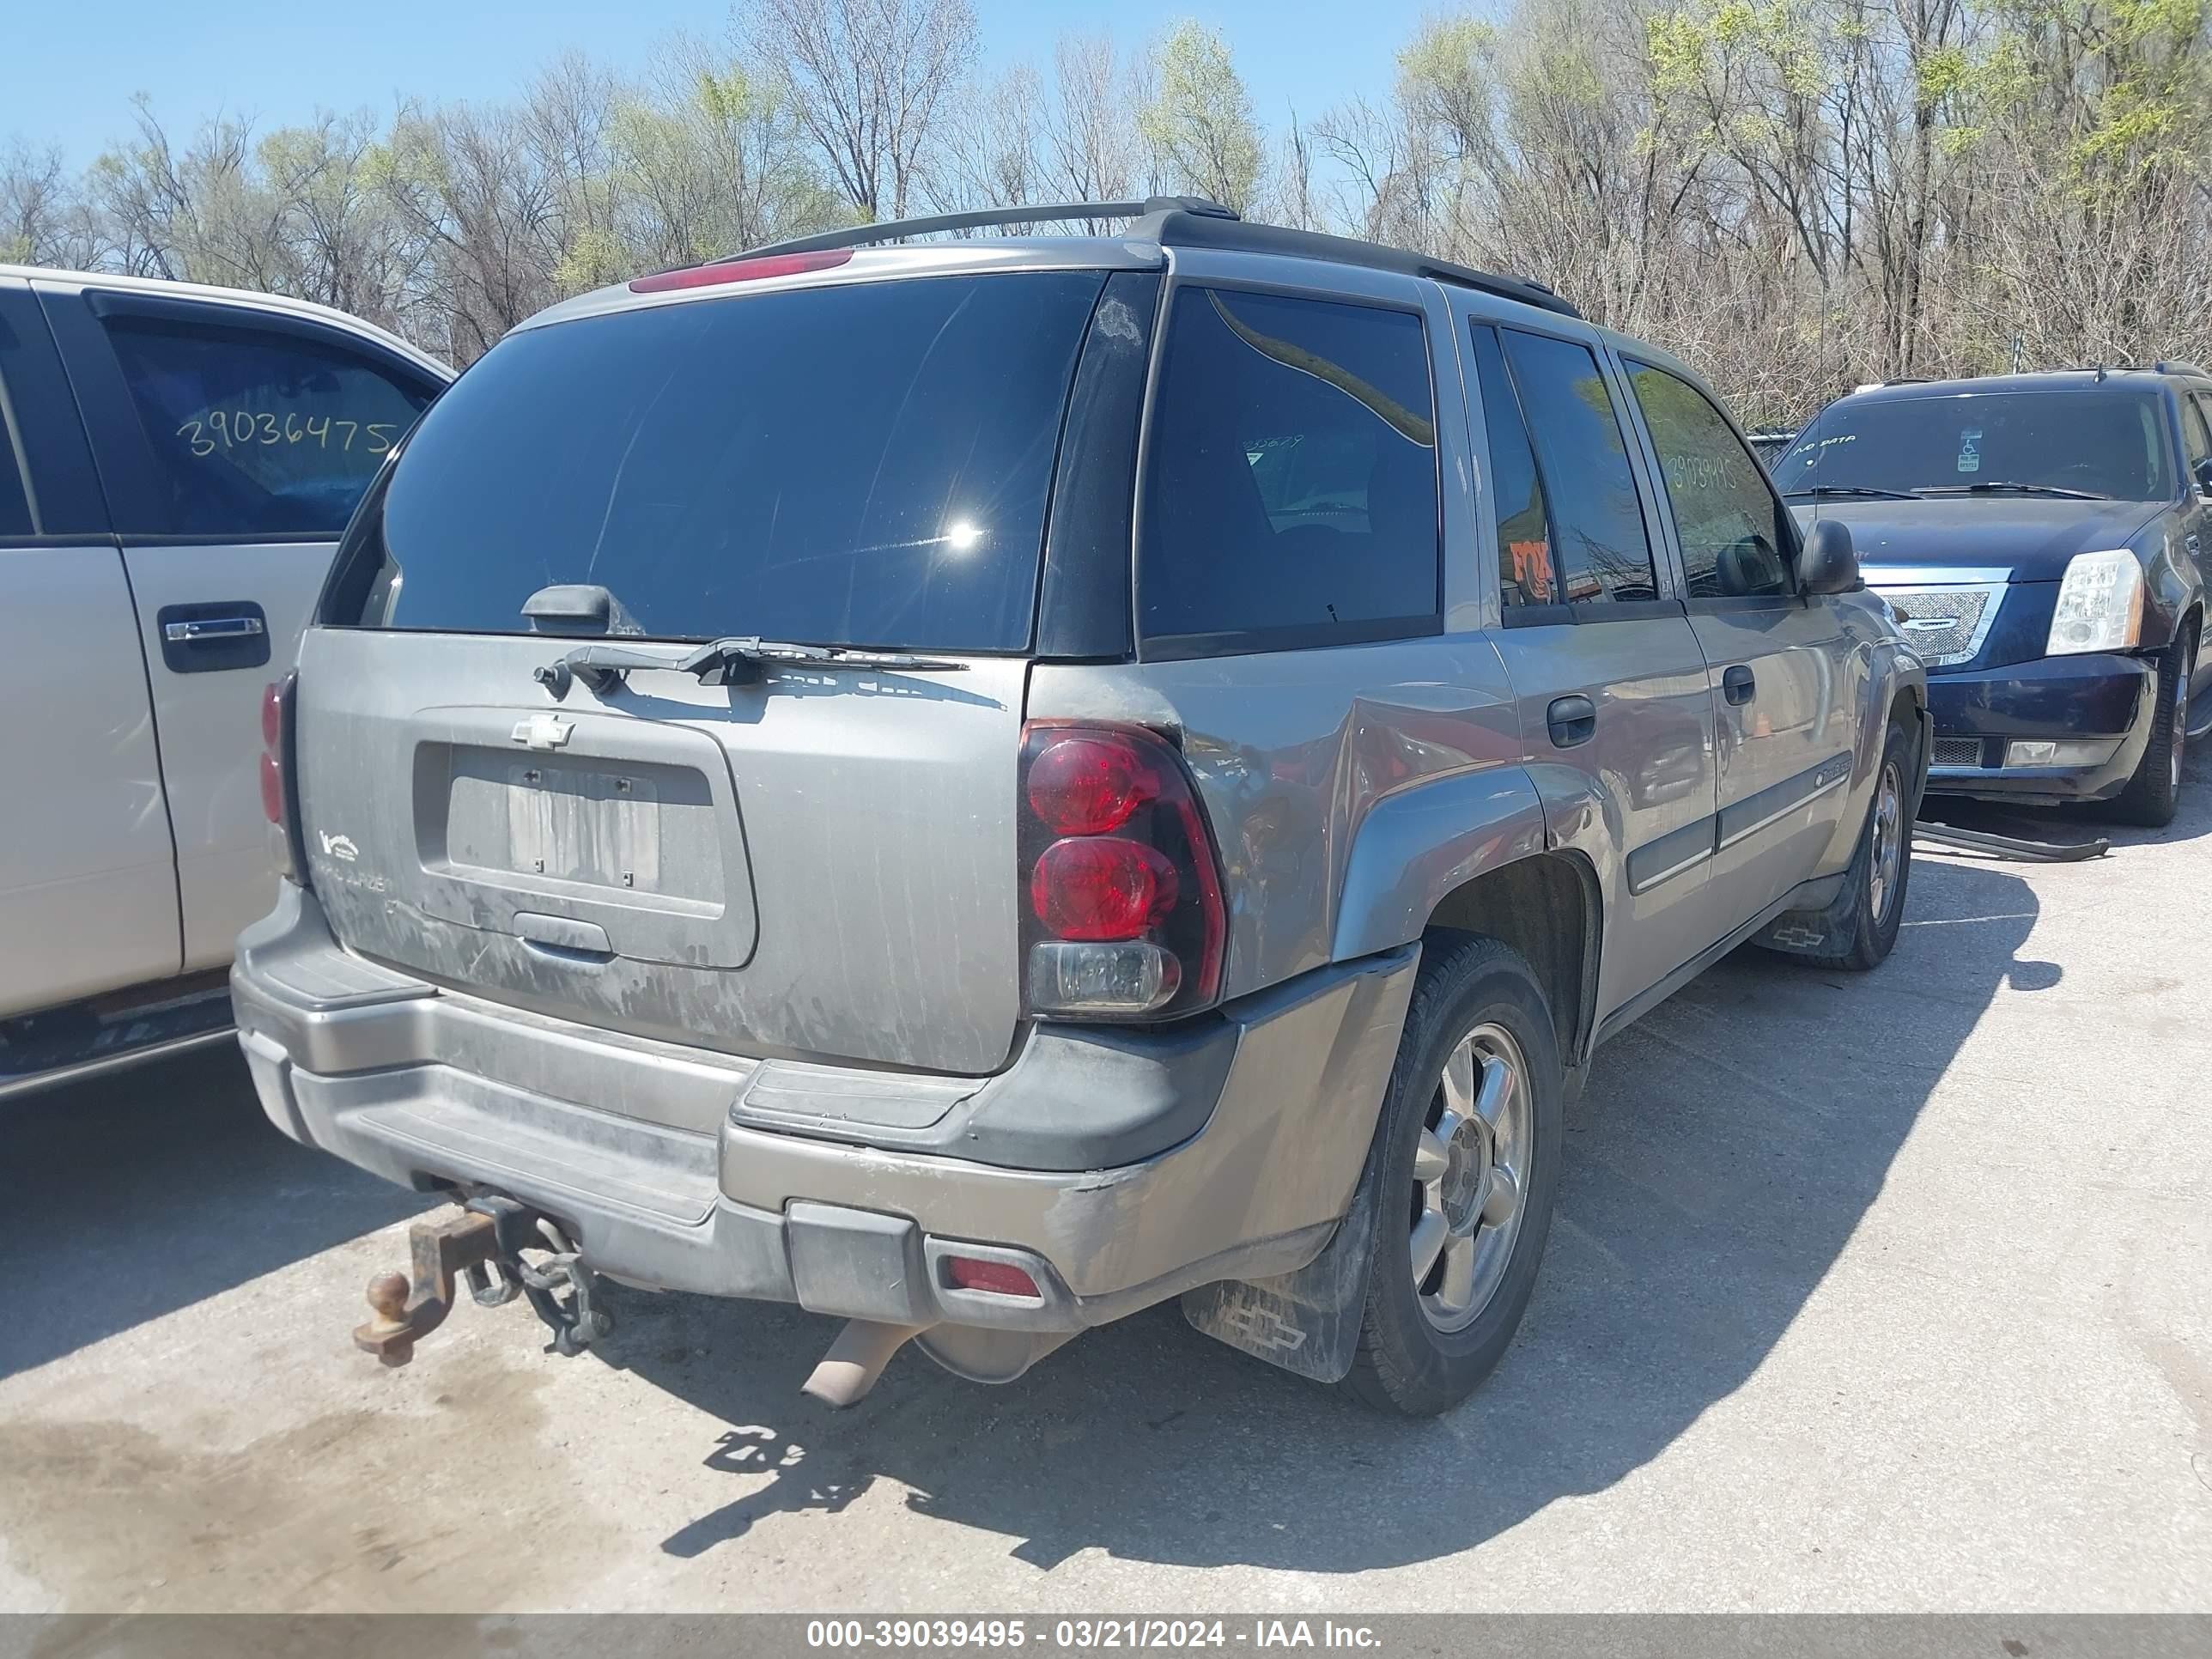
2155 360 2208 378
738 197 1581 320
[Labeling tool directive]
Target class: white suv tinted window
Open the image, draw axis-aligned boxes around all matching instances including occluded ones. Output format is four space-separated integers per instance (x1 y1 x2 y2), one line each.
1139 288 1439 651
104 316 435 538
1627 361 1795 599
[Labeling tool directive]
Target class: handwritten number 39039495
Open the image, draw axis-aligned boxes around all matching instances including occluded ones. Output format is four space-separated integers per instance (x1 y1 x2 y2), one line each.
175 411 398 458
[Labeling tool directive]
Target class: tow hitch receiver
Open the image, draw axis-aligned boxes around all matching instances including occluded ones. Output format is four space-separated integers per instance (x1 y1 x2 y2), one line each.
355 1195 611 1367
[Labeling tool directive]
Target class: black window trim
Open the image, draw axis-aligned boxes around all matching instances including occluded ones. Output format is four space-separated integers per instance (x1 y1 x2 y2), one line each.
1617 349 1804 612
1133 277 1447 660
49 287 443 542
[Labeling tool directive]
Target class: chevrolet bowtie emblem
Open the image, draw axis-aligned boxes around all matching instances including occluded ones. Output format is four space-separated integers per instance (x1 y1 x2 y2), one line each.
511 714 575 750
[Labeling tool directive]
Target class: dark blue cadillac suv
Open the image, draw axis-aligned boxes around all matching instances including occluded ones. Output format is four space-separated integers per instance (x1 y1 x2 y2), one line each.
1774 368 2209 825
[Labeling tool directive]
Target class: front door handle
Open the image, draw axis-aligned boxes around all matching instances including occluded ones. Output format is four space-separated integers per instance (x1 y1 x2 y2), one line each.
1723 665 1756 706
155 601 272 674
162 614 265 643
1547 695 1597 749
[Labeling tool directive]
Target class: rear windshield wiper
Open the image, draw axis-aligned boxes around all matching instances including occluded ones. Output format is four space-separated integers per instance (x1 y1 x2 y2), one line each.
1911 482 2114 500
544 635 969 694
1782 484 1916 501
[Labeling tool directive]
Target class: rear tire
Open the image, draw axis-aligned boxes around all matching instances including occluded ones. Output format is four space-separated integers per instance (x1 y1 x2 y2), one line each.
1341 933 1563 1418
2106 626 2194 829
1804 716 1914 973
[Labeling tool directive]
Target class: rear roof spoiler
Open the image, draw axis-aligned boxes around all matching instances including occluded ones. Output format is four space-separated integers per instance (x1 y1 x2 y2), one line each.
732 198 1582 321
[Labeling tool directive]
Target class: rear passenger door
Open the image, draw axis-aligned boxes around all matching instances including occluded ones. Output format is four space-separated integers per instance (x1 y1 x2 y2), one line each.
1620 357 1855 923
40 288 441 968
1465 319 1722 1026
0 280 180 1016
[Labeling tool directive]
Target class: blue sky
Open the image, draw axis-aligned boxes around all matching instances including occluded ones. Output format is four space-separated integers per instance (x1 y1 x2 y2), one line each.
9 2 1430 167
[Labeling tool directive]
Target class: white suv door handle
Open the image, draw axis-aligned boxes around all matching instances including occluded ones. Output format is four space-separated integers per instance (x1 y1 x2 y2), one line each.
163 615 266 642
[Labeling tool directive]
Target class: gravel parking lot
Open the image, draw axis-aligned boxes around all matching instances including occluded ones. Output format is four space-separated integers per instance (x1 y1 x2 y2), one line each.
3 771 2208 1615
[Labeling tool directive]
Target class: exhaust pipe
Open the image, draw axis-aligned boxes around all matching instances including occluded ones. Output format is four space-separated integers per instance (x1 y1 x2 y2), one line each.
802 1319 931 1408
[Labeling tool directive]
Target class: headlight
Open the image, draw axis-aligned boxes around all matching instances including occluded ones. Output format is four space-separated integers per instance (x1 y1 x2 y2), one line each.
2045 550 2143 655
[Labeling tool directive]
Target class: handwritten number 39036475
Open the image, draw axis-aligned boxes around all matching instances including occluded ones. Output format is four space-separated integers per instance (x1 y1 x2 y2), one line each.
175 411 398 458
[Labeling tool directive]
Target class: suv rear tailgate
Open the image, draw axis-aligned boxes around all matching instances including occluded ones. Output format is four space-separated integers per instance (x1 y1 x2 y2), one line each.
295 626 1026 1074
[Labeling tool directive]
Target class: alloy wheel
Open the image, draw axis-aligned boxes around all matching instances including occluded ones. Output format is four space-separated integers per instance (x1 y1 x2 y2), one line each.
1869 759 1904 926
1410 1023 1532 1334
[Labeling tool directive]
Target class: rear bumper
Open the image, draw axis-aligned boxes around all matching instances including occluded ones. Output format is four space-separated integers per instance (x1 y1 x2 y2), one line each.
232 887 1414 1339
1923 652 2153 803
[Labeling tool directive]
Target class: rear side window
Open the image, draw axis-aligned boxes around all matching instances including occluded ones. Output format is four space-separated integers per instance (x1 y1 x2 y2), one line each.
1470 325 1554 606
1498 329 1658 605
104 318 435 537
1139 288 1439 652
1626 361 1795 599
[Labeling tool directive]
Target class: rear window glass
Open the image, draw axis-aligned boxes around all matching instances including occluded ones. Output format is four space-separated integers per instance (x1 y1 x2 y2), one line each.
344 270 1107 649
1775 388 2172 501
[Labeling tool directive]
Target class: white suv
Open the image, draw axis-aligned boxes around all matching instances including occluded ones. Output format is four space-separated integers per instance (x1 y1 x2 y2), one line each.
0 265 450 1097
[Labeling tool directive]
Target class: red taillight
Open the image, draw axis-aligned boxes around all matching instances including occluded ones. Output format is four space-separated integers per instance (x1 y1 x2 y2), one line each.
258 750 284 826
1030 837 1177 940
1017 720 1226 1020
260 681 283 750
627 246 854 294
945 1256 1041 1298
1025 734 1160 835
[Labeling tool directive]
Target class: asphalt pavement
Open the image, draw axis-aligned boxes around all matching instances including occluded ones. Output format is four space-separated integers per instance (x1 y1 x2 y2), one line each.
3 764 2207 1613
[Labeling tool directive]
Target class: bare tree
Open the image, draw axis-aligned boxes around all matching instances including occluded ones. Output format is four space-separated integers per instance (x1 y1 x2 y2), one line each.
748 0 979 220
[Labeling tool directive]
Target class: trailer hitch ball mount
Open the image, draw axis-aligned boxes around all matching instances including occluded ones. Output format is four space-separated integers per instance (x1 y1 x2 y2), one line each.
355 1195 611 1367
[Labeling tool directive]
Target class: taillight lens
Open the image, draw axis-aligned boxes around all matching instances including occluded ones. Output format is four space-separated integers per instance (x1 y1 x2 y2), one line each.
260 672 304 884
1030 837 1177 940
1026 734 1161 834
1018 721 1225 1020
258 750 285 826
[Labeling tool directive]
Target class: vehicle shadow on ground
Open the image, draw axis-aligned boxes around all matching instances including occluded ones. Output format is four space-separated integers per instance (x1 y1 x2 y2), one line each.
0 1046 432 1381
610 848 2061 1574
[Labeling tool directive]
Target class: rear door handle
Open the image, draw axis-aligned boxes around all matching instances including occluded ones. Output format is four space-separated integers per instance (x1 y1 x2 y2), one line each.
1547 695 1597 749
1723 665 1756 706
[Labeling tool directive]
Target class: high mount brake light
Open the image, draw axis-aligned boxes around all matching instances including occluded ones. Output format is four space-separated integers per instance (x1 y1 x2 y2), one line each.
1017 721 1225 1020
627 247 854 294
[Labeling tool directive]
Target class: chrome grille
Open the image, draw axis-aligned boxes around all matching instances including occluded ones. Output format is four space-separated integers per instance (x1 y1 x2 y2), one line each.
1931 738 1984 769
1877 582 2007 667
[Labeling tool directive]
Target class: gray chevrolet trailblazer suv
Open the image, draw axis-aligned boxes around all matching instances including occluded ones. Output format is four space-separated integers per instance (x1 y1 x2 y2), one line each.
234 199 1928 1417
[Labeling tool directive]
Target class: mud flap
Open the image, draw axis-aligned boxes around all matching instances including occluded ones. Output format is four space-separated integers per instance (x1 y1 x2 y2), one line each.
1759 708 1930 959
1179 1135 1385 1383
1752 866 1859 958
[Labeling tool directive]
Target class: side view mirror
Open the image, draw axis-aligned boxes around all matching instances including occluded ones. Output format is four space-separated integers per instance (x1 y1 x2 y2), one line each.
1799 519 1860 595
2193 456 2212 499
